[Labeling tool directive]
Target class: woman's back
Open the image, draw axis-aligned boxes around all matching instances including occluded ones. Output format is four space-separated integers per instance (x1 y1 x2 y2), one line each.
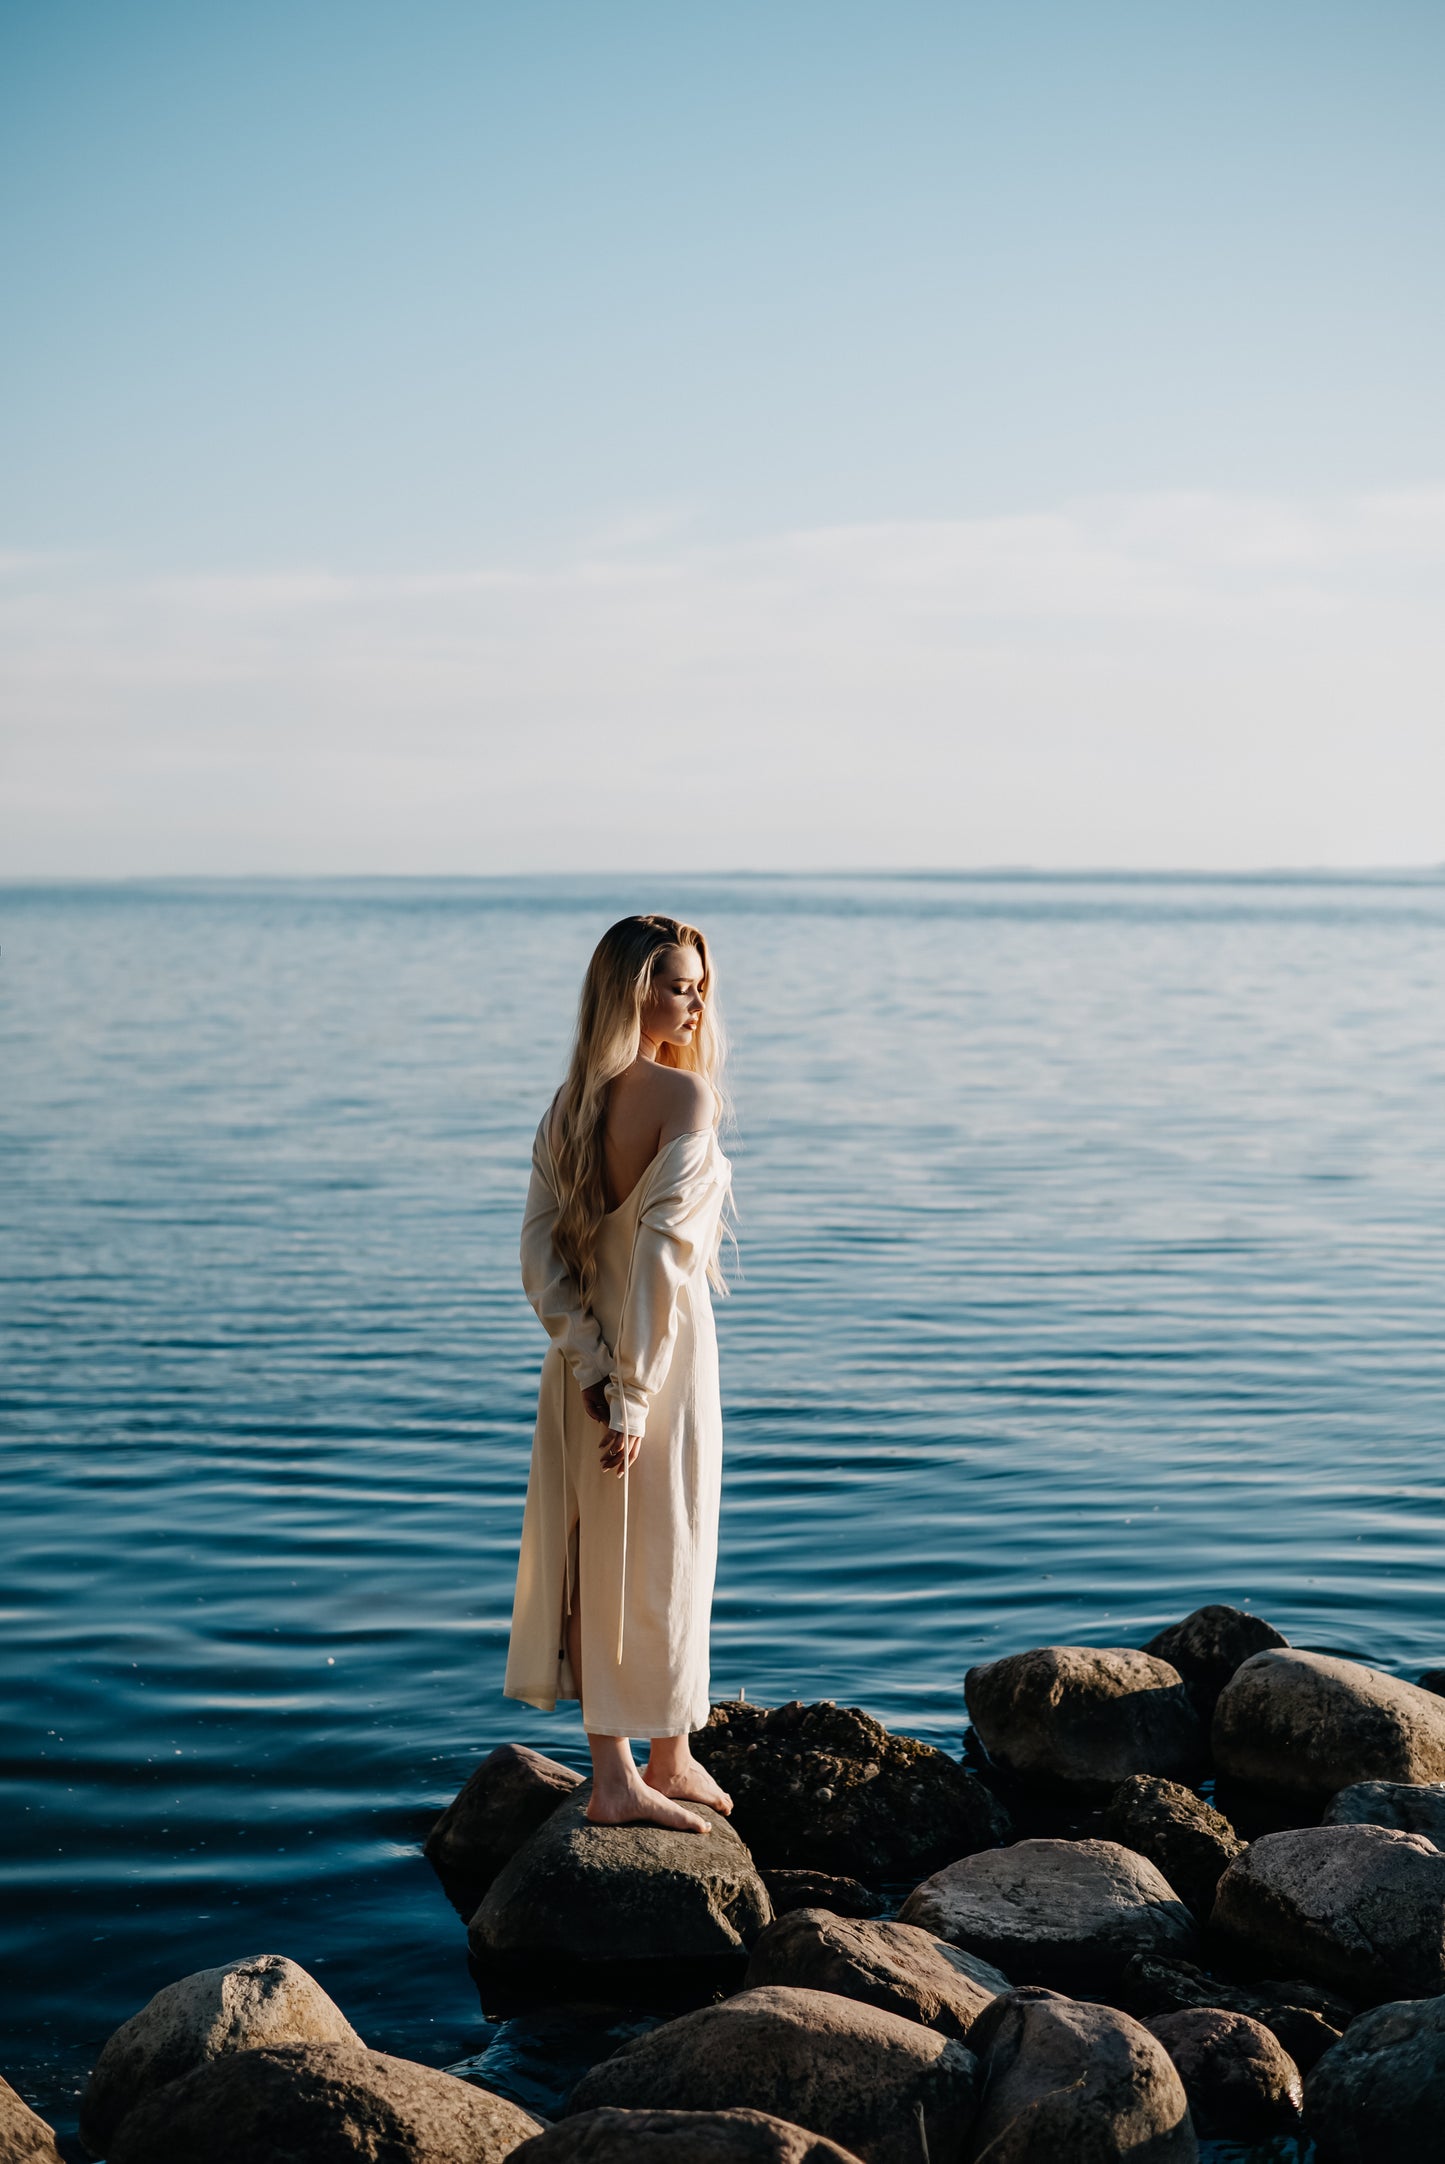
552 1059 715 1214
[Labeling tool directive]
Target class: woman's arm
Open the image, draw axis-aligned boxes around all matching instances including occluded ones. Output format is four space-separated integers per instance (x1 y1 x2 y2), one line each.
604 1130 722 1443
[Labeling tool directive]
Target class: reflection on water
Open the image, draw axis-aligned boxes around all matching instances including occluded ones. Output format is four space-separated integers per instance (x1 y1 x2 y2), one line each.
2 874 1442 2148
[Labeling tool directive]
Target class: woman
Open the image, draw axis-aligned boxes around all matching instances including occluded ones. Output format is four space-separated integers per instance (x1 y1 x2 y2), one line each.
504 914 735 1834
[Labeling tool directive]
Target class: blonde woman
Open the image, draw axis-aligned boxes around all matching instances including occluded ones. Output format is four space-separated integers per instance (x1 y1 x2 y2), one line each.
504 914 735 1833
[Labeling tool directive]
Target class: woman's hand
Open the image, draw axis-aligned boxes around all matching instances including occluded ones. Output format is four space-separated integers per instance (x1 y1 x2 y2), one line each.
600 1427 641 1477
581 1381 611 1426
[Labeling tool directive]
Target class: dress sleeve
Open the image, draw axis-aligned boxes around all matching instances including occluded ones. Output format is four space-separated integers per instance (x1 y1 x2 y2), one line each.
605 1134 726 1441
519 1127 614 1391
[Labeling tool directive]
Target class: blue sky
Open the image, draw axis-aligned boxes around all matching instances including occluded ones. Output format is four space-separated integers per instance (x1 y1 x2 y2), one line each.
2 1 1442 870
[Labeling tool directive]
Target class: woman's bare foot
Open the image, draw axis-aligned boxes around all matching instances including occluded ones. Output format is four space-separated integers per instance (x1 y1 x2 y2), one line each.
585 1770 711 1835
641 1752 733 1816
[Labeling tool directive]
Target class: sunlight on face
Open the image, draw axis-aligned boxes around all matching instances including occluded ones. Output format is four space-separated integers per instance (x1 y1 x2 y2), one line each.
641 943 706 1051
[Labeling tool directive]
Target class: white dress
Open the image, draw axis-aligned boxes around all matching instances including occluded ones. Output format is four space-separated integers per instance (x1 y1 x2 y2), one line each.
503 1113 732 1739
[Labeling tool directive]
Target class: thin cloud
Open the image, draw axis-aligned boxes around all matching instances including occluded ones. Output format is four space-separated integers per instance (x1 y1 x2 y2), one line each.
3 490 1443 873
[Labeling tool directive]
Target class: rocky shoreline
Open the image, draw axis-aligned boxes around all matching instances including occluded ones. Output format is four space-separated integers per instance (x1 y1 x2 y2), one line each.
10 1605 1445 2162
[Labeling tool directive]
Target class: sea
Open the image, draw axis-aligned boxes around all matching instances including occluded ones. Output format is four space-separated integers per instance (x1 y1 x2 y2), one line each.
3 873 1443 2155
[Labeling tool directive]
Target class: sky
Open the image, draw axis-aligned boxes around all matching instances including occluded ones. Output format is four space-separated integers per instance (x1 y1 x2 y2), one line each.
2 0 1442 873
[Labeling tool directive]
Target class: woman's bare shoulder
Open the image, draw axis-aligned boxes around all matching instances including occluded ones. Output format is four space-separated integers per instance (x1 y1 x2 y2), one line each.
650 1065 717 1142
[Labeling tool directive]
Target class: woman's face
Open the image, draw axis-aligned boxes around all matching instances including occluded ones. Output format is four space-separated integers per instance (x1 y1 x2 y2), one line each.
640 943 706 1051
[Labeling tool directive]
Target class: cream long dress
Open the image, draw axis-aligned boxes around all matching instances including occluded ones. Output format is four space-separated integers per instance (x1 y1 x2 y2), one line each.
503 1112 732 1739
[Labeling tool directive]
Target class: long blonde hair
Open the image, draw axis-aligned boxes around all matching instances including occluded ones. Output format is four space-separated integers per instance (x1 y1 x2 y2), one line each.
551 914 730 1304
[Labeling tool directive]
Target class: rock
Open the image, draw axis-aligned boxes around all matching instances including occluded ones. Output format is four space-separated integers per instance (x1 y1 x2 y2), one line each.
513 2107 867 2162
967 1989 1197 2162
0 2075 64 2164
1323 1779 1445 1843
426 1744 583 1920
1252 2003 1345 2073
78 1951 362 2154
468 1783 770 1966
1142 1605 1289 1718
1213 1649 1445 1795
1420 1669 1445 1698
1114 1952 1349 2068
743 1908 1007 2041
758 1870 883 1919
1211 1823 1445 2003
964 1646 1205 1790
1100 1775 1244 1919
106 2041 541 2164
566 1984 977 2164
900 1837 1197 1989
690 1700 1009 1879
1305 1993 1445 2162
1145 2007 1302 2138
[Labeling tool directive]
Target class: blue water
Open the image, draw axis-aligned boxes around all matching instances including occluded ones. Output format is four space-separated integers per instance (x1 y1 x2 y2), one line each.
3 874 1444 2144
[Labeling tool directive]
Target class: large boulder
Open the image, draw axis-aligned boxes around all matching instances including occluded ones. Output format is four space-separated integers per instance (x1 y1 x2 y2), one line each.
105 2041 541 2164
566 1985 977 2164
469 1784 770 1966
900 1838 1196 1989
1213 1650 1445 1796
967 1989 1197 2162
965 1647 1205 1789
1211 1823 1445 2003
1323 1780 1445 1843
1101 1775 1244 1919
426 1744 582 1919
743 1908 1007 2041
690 1700 1009 1878
1142 1606 1288 1719
1304 1994 1445 2163
513 2108 866 2162
78 1952 362 2154
0 2075 64 2164
1145 2008 1303 2139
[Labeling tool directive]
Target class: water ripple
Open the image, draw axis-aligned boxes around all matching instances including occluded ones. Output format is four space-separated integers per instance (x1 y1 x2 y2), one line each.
2 874 1443 2147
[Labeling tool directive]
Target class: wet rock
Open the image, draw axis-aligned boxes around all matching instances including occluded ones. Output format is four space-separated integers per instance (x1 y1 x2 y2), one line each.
758 1870 883 1919
567 1984 977 2164
690 1700 1009 1879
1142 1605 1289 1719
0 2074 64 2164
105 2041 541 2164
743 1907 1007 2041
1305 1993 1445 2162
1101 1775 1244 1918
447 2010 661 2121
1114 1952 1349 2068
1323 1779 1445 1843
899 1837 1197 1989
1145 2007 1303 2139
965 1646 1205 1790
1211 1823 1445 2003
1420 1669 1445 1698
513 2107 866 2162
967 1988 1197 2162
1213 1649 1445 1795
78 1951 362 2155
426 1744 583 1920
468 1783 770 1967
